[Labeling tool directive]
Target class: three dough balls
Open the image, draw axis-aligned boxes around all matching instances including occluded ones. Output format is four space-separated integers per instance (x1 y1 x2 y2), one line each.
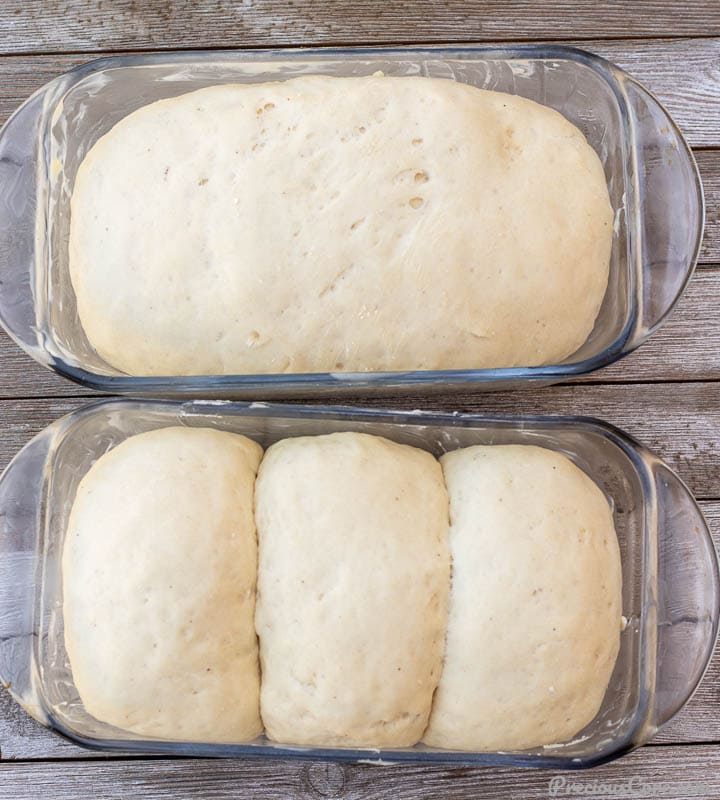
63 427 622 750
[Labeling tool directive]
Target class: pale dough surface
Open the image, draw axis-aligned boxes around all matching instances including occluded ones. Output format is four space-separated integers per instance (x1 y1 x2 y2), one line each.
254 432 450 747
69 74 613 376
62 426 264 742
423 444 622 751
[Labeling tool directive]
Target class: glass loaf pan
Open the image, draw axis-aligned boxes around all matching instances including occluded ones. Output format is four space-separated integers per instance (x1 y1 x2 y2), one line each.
0 45 704 397
0 399 717 768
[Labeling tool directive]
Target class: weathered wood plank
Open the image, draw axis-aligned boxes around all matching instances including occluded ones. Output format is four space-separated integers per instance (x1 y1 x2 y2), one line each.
583 265 720 382
697 150 719 265
1 0 719 55
0 40 718 149
0 381 717 498
0 689 91 760
1 497 717 760
0 743 719 798
586 38 720 149
0 337 88 399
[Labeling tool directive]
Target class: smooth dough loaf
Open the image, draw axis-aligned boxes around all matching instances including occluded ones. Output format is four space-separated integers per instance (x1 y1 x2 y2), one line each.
69 74 613 376
62 426 264 742
423 445 623 751
254 432 450 747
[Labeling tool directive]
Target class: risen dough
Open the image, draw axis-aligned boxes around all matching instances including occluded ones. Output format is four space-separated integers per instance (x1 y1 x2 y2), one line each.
69 74 613 376
62 426 263 742
423 445 622 751
254 432 450 747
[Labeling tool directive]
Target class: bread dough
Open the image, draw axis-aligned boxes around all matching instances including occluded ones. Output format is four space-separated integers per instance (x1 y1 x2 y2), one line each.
254 432 450 747
423 445 622 751
62 426 264 742
69 74 613 376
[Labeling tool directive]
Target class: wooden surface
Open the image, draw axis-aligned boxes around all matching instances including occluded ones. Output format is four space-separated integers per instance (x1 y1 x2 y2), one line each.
0 2 719 798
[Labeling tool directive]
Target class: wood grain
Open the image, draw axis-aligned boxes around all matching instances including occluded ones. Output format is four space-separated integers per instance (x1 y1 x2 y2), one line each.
585 38 720 149
698 150 719 264
0 690 91 760
586 265 720 383
0 339 87 399
0 40 718 148
1 1 719 55
0 381 717 476
0 743 719 799
0 381 717 498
